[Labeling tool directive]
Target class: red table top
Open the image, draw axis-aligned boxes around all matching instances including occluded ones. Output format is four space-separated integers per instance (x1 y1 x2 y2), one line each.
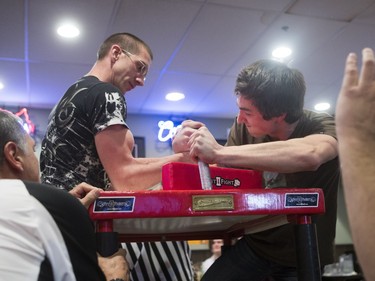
89 188 325 241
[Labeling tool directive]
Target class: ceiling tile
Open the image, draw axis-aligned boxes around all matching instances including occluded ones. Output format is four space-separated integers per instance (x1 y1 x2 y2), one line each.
287 0 375 21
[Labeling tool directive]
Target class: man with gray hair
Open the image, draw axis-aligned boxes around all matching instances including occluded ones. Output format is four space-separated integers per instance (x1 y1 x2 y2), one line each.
0 109 128 281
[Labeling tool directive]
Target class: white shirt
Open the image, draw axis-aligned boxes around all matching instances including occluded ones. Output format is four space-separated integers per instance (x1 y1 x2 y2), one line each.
0 179 76 281
201 255 217 275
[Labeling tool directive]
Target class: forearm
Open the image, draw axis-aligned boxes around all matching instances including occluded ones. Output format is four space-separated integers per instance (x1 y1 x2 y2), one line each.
339 136 375 191
339 139 375 280
108 153 190 191
215 141 327 173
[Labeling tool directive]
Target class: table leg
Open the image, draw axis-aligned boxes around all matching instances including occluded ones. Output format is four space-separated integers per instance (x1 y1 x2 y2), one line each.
96 219 119 257
294 215 321 281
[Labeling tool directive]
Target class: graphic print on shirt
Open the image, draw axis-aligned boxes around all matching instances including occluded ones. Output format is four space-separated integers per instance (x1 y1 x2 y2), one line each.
40 77 127 190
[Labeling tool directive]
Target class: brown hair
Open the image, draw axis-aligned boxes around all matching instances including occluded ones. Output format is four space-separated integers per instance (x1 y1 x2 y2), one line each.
97 32 153 60
235 59 306 123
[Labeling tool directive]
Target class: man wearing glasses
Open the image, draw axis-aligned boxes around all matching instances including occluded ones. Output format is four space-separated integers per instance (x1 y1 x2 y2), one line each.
40 33 194 281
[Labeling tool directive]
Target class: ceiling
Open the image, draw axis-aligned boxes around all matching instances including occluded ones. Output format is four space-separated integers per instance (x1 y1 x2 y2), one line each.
1 0 375 119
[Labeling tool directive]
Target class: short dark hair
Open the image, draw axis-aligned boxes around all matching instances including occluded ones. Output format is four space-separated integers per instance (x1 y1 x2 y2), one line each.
0 110 28 163
235 59 306 123
97 32 153 60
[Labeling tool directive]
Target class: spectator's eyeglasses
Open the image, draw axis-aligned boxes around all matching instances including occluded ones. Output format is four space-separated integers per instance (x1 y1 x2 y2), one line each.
122 49 148 78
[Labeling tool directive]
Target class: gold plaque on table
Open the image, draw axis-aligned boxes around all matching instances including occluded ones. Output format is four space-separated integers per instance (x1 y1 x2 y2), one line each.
192 195 234 211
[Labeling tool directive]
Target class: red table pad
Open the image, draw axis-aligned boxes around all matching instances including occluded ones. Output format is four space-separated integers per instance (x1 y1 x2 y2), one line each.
162 162 263 190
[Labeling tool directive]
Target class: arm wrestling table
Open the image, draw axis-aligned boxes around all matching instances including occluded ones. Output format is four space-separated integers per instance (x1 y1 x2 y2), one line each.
89 187 325 281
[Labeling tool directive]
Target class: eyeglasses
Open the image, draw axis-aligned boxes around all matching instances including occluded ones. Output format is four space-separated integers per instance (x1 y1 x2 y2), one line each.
122 49 148 78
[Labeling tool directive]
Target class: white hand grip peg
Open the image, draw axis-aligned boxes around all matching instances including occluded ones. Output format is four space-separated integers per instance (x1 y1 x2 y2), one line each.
198 159 212 190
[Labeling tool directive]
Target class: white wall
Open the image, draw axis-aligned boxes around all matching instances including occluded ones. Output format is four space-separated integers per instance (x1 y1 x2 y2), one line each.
335 186 353 244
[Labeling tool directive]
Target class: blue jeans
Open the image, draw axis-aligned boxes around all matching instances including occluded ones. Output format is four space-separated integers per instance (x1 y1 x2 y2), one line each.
201 238 298 281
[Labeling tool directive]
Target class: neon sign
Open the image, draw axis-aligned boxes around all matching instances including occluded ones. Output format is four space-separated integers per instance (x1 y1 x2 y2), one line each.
0 107 36 135
157 120 182 142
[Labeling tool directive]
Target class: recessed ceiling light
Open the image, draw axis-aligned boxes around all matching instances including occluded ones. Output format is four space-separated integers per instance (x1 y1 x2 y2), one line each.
165 92 185 101
57 24 80 38
272 47 292 59
0 82 4 90
314 102 330 111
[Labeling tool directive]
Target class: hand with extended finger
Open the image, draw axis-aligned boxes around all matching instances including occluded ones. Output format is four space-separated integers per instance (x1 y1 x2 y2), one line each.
69 182 103 209
336 48 375 140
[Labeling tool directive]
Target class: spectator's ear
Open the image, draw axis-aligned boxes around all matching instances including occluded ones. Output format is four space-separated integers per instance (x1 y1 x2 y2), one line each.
3 142 24 172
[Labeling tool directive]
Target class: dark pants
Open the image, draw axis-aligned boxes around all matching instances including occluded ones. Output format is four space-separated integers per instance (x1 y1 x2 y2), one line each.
201 238 298 281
